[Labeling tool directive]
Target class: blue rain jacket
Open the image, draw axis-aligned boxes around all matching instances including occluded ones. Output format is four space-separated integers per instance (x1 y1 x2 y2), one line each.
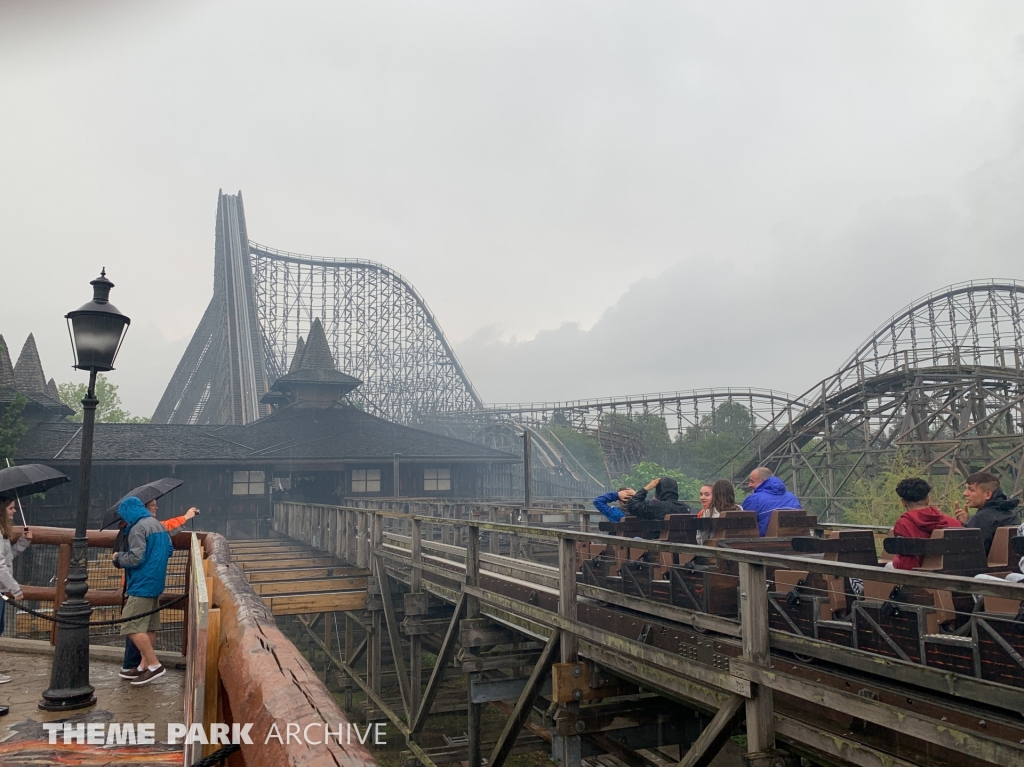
741 476 802 536
593 491 626 523
113 497 174 597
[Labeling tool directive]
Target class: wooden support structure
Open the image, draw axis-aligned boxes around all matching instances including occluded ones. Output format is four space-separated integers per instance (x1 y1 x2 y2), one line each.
262 502 1024 767
488 630 561 767
739 562 775 760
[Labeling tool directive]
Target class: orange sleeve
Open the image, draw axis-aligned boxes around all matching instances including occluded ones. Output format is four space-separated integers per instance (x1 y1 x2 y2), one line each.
162 516 189 532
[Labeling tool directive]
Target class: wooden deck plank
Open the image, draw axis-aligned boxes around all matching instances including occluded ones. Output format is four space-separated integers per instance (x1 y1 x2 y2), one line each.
264 591 367 615
244 566 367 582
250 577 368 595
240 557 337 570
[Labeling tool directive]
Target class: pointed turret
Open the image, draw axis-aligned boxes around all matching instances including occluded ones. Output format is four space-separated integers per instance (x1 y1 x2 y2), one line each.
299 319 335 371
46 378 60 402
288 336 307 373
14 334 48 398
260 318 361 412
0 335 15 393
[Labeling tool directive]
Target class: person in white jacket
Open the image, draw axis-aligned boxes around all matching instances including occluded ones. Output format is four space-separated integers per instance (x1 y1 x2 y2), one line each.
0 497 32 684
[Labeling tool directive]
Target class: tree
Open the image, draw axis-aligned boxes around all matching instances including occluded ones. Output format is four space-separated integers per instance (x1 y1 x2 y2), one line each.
0 393 27 463
58 375 149 423
675 401 757 480
841 453 962 528
615 461 703 502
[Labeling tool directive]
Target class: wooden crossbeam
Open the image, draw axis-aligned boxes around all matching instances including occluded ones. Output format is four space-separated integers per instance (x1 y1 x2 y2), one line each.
412 593 467 734
488 630 561 767
376 556 412 719
676 694 744 767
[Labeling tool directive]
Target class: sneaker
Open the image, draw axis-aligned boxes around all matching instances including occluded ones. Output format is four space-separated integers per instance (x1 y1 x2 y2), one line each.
0 705 8 717
0 674 11 684
118 667 142 680
130 665 166 686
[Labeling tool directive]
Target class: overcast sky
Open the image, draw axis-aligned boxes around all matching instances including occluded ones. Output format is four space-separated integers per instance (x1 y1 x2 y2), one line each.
2 2 1024 416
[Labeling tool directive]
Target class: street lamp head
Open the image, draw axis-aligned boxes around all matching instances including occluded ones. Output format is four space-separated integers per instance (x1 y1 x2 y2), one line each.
65 268 131 372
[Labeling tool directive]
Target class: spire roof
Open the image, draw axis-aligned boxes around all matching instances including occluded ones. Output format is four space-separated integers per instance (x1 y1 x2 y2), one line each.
14 334 47 397
262 318 361 408
0 335 15 392
298 319 335 371
288 336 306 373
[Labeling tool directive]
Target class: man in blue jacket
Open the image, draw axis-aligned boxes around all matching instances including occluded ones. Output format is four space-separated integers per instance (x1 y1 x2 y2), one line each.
593 488 635 522
741 467 802 536
112 497 174 686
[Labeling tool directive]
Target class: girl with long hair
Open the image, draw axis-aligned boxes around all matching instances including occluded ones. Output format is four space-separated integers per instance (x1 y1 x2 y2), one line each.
0 497 32 683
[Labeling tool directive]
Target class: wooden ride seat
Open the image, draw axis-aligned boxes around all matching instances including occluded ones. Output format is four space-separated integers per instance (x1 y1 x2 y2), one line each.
764 508 817 538
883 527 988 576
791 529 879 566
987 526 1021 569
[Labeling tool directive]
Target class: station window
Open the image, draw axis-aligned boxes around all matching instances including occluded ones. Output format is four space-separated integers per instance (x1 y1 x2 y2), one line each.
232 471 266 496
424 467 451 492
351 469 381 493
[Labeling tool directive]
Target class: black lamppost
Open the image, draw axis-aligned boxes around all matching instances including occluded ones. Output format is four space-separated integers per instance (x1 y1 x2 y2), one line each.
40 270 130 712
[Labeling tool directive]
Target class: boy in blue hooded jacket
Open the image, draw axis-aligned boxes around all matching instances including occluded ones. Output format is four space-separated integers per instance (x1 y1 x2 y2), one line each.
112 496 174 685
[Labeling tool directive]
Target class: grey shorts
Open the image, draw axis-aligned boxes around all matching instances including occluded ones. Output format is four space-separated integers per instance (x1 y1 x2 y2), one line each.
120 596 161 635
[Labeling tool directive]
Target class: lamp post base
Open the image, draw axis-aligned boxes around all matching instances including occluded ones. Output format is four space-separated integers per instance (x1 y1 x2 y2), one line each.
38 689 97 712
40 536 96 712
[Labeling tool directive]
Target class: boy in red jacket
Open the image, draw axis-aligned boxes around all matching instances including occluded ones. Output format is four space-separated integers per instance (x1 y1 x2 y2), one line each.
889 477 961 570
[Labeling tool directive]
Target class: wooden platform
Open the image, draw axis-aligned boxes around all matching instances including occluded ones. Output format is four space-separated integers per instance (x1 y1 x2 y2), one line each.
229 538 368 616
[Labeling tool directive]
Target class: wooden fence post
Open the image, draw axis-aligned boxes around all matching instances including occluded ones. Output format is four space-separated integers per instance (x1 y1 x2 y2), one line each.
739 562 776 756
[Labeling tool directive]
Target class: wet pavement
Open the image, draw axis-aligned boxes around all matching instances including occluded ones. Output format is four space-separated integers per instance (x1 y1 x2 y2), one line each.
0 646 184 765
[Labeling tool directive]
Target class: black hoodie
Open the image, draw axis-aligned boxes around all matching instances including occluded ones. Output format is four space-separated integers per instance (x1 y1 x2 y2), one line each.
965 489 1021 554
626 477 692 520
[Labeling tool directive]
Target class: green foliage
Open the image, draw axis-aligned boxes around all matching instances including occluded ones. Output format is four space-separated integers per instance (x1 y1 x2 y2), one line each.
675 400 757 480
58 375 149 423
842 453 962 528
543 425 609 484
616 461 703 501
0 393 28 462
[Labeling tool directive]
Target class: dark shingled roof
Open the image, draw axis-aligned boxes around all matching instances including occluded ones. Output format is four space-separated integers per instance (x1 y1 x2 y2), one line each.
16 401 515 464
0 335 15 394
14 334 48 398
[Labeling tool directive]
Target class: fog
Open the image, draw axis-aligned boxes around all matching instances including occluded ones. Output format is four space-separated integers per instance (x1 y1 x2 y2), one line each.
2 2 1023 414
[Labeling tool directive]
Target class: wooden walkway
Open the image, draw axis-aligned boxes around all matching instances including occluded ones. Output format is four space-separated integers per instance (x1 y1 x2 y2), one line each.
229 538 368 616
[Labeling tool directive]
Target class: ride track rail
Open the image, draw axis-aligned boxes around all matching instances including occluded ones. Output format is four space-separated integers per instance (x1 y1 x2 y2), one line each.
272 502 1024 767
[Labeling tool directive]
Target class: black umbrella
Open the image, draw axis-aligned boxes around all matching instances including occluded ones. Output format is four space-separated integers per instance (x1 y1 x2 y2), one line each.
0 462 70 530
102 477 184 529
0 463 70 500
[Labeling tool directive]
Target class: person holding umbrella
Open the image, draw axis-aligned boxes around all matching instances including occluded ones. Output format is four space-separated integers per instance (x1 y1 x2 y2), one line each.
106 479 196 682
116 496 197 678
0 463 69 695
0 497 32 670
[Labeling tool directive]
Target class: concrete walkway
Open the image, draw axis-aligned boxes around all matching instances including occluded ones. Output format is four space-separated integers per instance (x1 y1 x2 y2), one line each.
0 643 184 765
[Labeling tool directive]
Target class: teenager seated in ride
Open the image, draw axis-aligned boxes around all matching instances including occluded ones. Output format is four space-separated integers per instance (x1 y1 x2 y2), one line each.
592 487 635 523
696 484 713 518
886 477 961 570
696 480 743 544
974 522 1024 585
627 477 691 520
954 471 1022 556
